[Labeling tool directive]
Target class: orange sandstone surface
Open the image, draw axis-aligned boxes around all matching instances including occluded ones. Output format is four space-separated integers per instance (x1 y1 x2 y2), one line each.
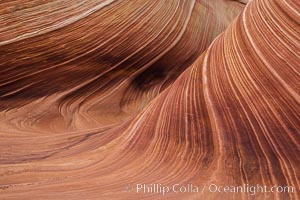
0 0 299 199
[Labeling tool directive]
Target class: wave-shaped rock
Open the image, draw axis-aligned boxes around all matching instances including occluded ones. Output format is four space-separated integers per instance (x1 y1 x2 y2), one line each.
0 0 299 199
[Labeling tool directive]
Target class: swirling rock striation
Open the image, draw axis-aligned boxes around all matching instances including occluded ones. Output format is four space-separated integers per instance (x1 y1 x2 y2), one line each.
0 0 299 199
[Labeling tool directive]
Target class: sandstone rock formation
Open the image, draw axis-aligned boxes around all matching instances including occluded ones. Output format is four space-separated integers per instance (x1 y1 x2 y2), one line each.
0 0 299 199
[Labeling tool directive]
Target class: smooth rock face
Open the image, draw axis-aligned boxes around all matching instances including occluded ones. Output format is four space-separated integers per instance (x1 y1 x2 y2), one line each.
0 0 299 200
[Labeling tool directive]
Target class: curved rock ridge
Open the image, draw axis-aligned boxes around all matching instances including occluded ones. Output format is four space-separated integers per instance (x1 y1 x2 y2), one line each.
0 0 299 200
0 0 244 133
